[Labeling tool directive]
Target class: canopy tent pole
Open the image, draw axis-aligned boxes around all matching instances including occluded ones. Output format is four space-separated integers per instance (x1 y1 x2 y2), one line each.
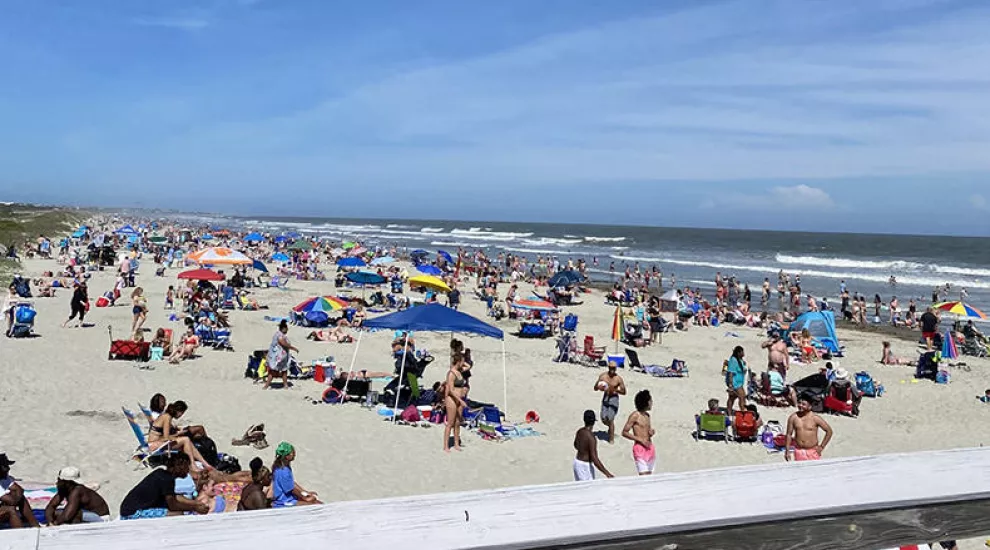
341 330 365 401
392 333 410 422
501 338 508 416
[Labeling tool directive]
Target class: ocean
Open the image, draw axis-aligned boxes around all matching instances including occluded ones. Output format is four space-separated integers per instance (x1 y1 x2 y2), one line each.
183 213 990 313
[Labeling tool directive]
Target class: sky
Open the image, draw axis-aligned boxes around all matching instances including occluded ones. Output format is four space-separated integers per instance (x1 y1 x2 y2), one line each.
1 0 989 236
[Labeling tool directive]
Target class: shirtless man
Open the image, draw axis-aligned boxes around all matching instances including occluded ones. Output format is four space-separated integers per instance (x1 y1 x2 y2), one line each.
44 467 110 524
785 394 833 462
0 454 39 528
762 334 789 376
572 410 613 481
622 390 655 475
595 362 626 444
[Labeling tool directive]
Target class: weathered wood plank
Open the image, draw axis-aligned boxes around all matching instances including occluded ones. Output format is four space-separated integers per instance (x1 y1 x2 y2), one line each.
0 528 36 550
17 447 990 550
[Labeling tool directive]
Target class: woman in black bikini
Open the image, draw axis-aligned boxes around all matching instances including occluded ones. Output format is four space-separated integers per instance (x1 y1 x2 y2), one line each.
443 353 468 452
147 401 212 472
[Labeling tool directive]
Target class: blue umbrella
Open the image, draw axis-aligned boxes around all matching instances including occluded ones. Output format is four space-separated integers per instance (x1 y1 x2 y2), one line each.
274 235 289 243
285 231 301 239
337 257 367 268
437 250 453 263
244 232 264 243
416 264 443 276
272 252 290 262
202 234 214 240
346 271 386 285
252 259 269 273
371 256 395 266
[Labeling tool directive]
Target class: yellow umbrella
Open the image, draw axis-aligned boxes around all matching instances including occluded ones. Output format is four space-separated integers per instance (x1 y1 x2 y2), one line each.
408 275 451 293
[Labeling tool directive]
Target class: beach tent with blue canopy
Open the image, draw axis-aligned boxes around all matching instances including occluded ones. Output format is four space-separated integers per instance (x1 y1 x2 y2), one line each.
347 304 509 415
549 269 584 288
244 232 264 243
789 310 841 354
337 257 367 268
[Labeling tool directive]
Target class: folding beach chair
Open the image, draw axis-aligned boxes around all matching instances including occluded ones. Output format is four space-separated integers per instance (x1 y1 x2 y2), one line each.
695 413 729 443
122 407 174 468
137 403 155 426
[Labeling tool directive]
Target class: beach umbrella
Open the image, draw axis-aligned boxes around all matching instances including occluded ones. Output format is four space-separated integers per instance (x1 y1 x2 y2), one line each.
941 329 958 360
177 268 224 281
342 241 357 250
244 232 264 243
148 236 167 245
611 305 624 354
274 235 290 243
337 257 367 268
350 246 367 256
371 256 395 266
252 259 268 273
188 247 253 266
408 275 451 293
345 271 386 286
549 269 583 288
416 264 443 276
289 240 313 251
513 297 557 311
933 301 986 320
410 249 429 264
437 250 453 263
285 231 301 239
293 296 348 314
272 252 290 263
201 234 214 240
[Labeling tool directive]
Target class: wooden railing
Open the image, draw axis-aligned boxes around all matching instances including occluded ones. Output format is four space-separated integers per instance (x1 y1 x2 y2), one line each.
5 447 990 550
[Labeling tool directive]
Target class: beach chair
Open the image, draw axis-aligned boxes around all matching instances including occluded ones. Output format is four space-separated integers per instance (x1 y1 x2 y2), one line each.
137 403 155 426
121 407 174 468
732 410 759 442
582 336 606 362
695 413 729 443
823 386 855 416
625 349 687 377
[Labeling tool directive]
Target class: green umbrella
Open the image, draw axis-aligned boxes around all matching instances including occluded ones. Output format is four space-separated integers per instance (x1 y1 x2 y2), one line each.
289 240 313 251
342 241 357 250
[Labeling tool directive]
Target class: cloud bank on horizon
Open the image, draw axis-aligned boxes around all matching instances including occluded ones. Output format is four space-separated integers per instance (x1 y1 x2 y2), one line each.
0 0 988 235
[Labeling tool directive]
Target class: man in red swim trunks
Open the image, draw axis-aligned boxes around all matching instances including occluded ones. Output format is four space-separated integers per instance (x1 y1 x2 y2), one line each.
785 394 833 462
920 307 939 351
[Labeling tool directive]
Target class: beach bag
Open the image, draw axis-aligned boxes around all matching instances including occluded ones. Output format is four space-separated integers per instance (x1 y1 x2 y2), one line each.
855 371 879 397
95 296 110 308
15 307 36 324
216 454 241 475
936 370 950 384
193 436 219 467
400 405 421 422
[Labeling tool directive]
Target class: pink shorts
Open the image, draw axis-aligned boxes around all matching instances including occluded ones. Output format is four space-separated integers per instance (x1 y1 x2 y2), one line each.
794 448 821 461
632 443 655 474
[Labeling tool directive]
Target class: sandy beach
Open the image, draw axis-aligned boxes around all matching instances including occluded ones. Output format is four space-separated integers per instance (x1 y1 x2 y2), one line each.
2 244 989 528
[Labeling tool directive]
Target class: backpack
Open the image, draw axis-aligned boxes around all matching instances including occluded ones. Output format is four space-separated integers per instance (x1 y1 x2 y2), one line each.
192 436 219 467
855 371 879 397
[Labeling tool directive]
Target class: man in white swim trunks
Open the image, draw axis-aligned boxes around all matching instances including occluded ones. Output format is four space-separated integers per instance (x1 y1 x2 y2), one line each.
573 410 613 481
45 467 111 524
622 390 656 475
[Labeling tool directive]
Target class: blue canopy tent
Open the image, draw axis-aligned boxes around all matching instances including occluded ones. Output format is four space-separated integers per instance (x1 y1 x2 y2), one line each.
789 310 841 354
244 232 264 243
337 257 367 268
350 304 509 415
549 269 583 288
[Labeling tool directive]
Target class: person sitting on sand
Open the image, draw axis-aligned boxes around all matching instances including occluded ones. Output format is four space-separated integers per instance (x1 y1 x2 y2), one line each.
147 401 213 473
151 328 173 355
798 328 817 363
768 365 798 406
0 453 39 528
238 458 272 511
148 393 167 421
880 341 912 365
119 454 208 519
168 326 199 364
271 442 321 507
44 467 110 524
194 476 229 514
306 326 352 343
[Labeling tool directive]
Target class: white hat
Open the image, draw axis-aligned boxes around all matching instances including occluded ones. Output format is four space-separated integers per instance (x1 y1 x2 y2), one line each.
57 467 81 482
834 368 849 381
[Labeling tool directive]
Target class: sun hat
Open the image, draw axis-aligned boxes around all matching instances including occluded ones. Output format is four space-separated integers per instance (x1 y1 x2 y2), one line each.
57 467 81 482
834 368 850 381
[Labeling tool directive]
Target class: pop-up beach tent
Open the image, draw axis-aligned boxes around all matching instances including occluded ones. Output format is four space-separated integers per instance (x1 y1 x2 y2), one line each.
349 304 507 415
790 310 840 354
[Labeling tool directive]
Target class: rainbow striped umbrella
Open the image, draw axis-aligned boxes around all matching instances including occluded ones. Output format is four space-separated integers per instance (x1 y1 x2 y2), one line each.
293 296 348 314
611 305 624 352
933 301 986 320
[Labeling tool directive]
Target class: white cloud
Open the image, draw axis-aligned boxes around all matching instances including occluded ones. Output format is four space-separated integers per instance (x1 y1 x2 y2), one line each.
971 194 989 211
770 185 835 207
700 184 835 211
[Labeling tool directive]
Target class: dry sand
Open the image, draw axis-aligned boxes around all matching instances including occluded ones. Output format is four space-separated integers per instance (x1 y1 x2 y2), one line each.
1 254 988 545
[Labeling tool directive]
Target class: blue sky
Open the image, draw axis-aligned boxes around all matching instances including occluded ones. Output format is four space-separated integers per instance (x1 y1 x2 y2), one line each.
1 0 989 235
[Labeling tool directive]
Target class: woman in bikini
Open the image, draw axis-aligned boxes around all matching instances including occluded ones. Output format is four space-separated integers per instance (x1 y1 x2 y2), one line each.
880 341 912 365
443 352 468 452
147 401 212 472
799 328 817 363
169 326 199 364
131 287 148 335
